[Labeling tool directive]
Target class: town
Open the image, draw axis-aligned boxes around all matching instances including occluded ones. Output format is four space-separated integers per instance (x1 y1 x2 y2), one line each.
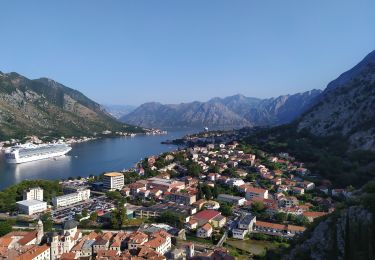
0 138 352 259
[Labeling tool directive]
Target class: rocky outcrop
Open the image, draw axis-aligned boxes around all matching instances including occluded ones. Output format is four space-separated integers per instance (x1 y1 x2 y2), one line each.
286 206 374 260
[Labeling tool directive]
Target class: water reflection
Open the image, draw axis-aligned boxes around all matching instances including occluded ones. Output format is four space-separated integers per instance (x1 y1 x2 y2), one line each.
0 129 196 190
13 155 72 182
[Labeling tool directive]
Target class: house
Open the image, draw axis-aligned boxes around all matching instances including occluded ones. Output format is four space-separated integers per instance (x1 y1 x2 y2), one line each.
192 199 206 210
245 186 269 200
191 210 222 226
211 215 227 228
144 231 171 255
254 221 306 237
232 229 248 240
217 194 246 206
237 214 256 231
227 178 245 188
292 187 304 195
135 202 196 221
207 173 220 181
299 181 315 191
254 221 285 236
296 168 308 176
186 218 198 230
128 231 148 250
227 161 238 168
164 192 196 205
197 223 213 238
286 225 306 236
16 245 51 260
92 236 110 254
277 185 289 193
279 196 298 208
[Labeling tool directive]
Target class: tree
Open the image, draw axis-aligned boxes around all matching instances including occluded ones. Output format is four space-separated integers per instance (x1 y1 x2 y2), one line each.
82 209 88 217
296 215 310 226
212 185 219 199
186 161 202 177
197 183 204 200
156 211 183 228
75 214 83 222
275 212 288 222
0 221 12 236
111 204 127 229
90 212 98 222
41 213 53 232
219 203 232 216
202 185 212 200
251 201 265 213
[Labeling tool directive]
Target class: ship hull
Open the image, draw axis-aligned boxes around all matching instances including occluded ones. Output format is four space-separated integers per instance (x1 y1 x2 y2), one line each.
6 147 72 164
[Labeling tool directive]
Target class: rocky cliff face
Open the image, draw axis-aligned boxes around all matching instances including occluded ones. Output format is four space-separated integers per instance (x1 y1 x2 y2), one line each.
121 90 321 129
286 206 374 260
0 71 135 139
298 50 375 150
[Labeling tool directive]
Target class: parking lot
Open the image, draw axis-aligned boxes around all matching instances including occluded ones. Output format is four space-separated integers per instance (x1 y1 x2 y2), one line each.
51 194 116 223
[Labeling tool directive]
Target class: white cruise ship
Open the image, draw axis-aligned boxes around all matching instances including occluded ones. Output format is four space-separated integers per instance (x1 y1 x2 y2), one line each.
4 142 72 164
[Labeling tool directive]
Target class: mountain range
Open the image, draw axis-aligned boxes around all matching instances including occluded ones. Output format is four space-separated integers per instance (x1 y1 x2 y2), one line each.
298 50 375 150
103 104 136 119
121 90 322 129
0 71 139 139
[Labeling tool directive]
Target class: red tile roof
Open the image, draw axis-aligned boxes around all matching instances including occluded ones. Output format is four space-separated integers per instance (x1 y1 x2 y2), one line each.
193 210 220 221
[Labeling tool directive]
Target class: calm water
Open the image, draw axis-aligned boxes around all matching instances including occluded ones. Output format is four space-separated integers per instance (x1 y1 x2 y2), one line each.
0 130 196 190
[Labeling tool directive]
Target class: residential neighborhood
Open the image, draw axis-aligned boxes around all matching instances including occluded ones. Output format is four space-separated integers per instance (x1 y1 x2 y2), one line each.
0 137 348 259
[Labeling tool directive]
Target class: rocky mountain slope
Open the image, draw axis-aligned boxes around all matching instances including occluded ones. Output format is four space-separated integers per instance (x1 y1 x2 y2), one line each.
103 104 136 119
284 181 375 260
0 71 138 139
121 90 321 129
298 50 375 150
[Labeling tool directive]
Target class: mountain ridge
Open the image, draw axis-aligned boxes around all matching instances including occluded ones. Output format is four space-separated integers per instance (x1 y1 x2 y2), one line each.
298 50 375 150
121 90 322 129
0 71 139 139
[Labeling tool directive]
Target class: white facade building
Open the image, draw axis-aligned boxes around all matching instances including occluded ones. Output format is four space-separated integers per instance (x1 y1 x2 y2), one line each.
23 187 44 201
16 199 47 215
103 172 125 191
52 189 90 207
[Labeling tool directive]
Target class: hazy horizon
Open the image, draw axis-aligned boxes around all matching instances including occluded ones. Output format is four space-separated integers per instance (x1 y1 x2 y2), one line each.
1 0 375 106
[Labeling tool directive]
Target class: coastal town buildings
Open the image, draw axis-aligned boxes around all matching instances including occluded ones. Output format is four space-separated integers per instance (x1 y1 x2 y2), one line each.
52 189 90 207
23 187 44 201
16 199 47 215
103 172 125 191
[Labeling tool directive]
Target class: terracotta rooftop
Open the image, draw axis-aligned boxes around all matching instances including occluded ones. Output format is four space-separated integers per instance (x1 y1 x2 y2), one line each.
17 231 37 246
200 223 212 232
193 210 220 221
303 211 328 218
287 225 306 232
255 221 285 230
246 186 267 194
15 244 50 260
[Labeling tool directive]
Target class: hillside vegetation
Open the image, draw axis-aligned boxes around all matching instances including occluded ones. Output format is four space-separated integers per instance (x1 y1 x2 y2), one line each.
0 71 141 139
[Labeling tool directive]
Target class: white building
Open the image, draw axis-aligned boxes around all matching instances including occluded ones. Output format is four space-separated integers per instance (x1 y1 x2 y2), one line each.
217 194 246 206
16 199 47 215
245 186 269 200
23 187 44 201
103 172 125 191
232 228 248 240
227 178 245 188
197 223 213 238
52 189 90 207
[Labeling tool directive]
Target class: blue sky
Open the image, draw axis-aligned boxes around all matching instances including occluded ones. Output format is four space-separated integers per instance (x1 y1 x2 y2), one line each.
1 1 375 105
